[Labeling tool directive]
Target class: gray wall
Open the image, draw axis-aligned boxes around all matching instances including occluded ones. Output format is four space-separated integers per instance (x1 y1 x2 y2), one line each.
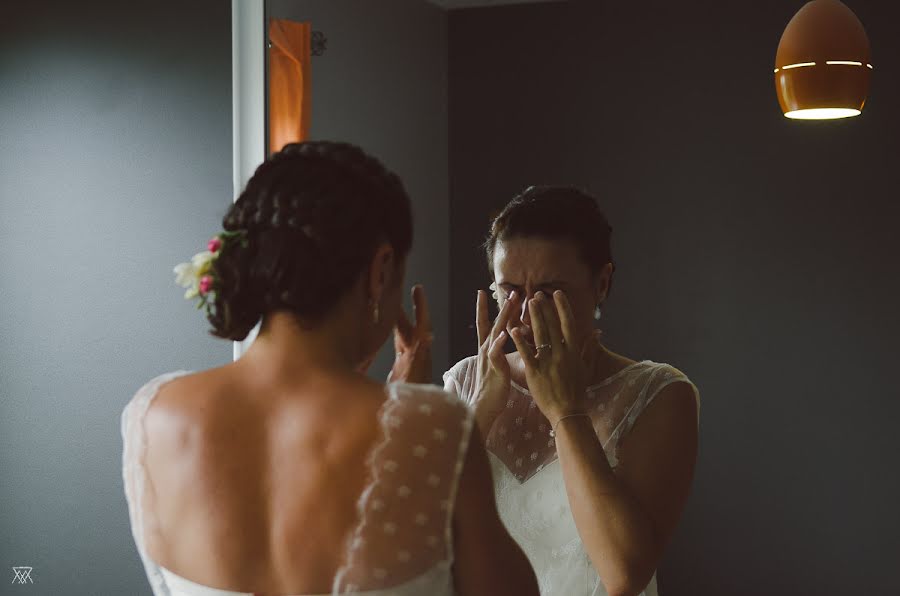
448 1 900 594
267 0 450 382
0 1 232 593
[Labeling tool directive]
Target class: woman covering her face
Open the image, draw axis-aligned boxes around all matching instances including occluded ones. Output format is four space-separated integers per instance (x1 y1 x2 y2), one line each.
443 186 701 596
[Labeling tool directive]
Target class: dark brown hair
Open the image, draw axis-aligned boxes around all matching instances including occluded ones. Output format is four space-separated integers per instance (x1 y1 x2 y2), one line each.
483 185 614 281
207 141 413 341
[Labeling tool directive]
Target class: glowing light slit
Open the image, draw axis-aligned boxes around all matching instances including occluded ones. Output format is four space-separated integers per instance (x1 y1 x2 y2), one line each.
784 108 861 120
825 60 863 66
781 62 816 70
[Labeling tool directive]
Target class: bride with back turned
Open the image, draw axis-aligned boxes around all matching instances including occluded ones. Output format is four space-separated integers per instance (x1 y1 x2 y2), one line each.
121 141 538 596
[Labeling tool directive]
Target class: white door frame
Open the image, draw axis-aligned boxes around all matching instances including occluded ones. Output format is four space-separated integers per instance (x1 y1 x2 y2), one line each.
231 0 265 360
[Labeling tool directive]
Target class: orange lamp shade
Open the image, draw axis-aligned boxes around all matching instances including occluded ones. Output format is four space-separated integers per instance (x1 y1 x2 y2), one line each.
774 0 872 120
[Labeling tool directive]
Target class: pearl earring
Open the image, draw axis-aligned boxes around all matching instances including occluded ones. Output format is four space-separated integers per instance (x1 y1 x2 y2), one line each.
369 299 380 324
594 305 602 321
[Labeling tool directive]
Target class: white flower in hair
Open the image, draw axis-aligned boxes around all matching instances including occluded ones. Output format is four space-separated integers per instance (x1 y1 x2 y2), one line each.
174 230 248 310
191 250 215 275
173 261 197 288
175 250 215 298
174 251 214 300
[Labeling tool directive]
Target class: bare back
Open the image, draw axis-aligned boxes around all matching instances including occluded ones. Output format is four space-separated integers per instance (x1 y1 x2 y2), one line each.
136 367 394 593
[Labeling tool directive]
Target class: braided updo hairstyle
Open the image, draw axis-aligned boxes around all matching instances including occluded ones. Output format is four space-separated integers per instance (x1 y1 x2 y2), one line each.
483 185 614 289
208 141 413 341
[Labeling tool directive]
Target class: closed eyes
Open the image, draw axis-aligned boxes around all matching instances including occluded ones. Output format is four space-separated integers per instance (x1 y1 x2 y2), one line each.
498 283 564 298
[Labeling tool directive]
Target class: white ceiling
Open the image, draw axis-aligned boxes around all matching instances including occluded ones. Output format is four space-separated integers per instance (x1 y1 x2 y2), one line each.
426 0 566 10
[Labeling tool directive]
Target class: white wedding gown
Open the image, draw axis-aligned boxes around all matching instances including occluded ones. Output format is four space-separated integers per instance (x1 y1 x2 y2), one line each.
443 357 700 596
121 371 474 596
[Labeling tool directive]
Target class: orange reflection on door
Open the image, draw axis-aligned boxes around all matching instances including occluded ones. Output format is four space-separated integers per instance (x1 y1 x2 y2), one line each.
268 18 311 155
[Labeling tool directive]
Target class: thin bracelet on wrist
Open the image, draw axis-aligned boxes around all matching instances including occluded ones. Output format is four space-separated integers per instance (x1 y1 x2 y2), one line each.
549 412 590 437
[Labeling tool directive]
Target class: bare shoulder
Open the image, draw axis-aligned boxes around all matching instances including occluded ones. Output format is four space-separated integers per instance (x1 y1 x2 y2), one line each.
645 379 698 422
152 365 387 415
647 362 700 416
150 366 235 421
618 362 699 460
139 367 241 452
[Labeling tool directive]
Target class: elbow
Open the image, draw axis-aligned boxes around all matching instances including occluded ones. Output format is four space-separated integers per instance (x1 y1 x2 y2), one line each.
605 579 649 596
586 526 662 596
606 583 645 596
602 562 655 596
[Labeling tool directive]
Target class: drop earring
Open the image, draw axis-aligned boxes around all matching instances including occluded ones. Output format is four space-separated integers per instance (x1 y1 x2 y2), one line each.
368 299 380 324
594 305 602 321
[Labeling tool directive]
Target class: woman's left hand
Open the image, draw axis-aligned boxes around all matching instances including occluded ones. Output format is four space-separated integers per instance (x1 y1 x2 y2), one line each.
387 284 434 384
509 291 587 426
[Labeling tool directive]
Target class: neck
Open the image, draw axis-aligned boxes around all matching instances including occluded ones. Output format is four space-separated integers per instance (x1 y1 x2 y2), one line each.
581 329 612 383
236 309 367 383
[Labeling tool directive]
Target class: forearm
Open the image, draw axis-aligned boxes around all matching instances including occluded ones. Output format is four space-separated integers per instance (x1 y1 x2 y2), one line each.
472 398 501 441
554 416 658 596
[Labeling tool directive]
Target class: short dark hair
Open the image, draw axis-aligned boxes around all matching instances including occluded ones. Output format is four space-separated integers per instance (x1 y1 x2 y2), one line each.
483 185 614 279
208 141 413 341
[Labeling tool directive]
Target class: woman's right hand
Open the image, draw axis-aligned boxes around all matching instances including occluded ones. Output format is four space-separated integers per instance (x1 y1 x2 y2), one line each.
472 289 519 437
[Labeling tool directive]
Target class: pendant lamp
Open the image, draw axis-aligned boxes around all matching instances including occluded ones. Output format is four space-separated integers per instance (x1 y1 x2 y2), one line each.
775 0 872 120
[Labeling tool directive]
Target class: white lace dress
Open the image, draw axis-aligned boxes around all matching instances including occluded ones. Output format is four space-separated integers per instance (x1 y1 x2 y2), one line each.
121 371 474 596
443 358 700 596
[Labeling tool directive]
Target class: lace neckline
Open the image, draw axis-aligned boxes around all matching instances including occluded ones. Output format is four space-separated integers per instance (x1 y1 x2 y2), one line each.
508 359 654 396
488 450 561 485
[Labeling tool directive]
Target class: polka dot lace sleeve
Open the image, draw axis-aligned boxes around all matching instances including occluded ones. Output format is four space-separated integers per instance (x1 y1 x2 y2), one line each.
333 383 474 594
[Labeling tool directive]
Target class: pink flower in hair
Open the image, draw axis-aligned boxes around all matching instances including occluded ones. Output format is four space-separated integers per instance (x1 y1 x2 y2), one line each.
207 236 223 253
198 275 214 295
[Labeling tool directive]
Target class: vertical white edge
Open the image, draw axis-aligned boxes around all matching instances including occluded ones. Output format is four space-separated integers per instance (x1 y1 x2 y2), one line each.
232 0 265 361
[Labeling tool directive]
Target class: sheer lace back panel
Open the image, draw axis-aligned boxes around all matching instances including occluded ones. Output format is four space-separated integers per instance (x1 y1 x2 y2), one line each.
122 373 473 596
443 358 700 482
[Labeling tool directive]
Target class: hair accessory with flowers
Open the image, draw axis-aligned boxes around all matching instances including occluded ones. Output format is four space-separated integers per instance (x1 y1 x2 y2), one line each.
173 230 248 314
